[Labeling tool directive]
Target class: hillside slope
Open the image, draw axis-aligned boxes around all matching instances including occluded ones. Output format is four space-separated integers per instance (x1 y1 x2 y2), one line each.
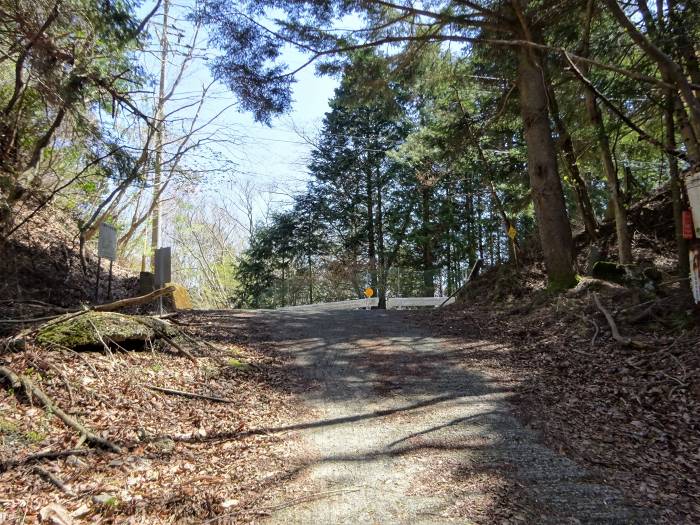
1 205 136 308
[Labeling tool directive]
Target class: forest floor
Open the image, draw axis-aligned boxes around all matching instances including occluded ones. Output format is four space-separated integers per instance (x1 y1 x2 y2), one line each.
1 280 698 523
0 310 307 524
427 267 699 524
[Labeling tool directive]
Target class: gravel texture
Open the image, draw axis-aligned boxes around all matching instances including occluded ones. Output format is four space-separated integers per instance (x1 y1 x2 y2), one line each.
253 306 650 524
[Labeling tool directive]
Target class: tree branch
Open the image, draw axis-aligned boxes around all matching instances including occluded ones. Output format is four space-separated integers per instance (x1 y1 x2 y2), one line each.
564 51 687 160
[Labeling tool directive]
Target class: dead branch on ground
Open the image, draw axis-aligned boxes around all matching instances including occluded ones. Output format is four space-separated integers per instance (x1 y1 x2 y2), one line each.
160 334 197 363
0 449 94 472
0 365 121 452
592 293 650 349
0 286 176 325
31 466 75 495
93 286 176 312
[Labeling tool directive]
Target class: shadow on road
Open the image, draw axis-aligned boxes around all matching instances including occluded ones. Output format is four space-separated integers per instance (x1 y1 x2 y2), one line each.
196 308 649 524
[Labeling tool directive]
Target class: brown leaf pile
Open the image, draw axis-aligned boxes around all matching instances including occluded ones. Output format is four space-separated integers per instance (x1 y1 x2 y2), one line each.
0 310 302 524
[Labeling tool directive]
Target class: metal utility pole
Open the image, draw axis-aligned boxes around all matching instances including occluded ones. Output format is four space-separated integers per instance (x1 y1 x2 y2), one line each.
150 0 169 269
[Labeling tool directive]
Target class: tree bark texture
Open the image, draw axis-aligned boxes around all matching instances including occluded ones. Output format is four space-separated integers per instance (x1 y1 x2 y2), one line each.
517 46 576 288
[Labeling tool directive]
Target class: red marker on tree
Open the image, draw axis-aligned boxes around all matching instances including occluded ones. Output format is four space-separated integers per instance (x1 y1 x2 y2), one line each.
682 210 694 240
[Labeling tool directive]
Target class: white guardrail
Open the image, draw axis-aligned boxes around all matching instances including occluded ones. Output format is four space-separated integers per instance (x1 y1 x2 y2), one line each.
276 297 454 311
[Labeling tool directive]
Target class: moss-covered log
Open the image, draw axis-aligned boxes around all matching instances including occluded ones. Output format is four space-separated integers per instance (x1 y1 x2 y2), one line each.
35 311 176 349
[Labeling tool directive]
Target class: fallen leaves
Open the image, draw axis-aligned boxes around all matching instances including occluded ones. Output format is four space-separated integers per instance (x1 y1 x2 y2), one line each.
39 503 73 524
0 310 301 523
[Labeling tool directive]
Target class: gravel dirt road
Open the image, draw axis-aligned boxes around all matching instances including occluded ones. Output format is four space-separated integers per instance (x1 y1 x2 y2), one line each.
252 306 649 524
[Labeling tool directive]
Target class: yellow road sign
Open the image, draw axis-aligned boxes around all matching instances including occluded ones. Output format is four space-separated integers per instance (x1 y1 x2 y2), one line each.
364 287 374 298
507 225 517 239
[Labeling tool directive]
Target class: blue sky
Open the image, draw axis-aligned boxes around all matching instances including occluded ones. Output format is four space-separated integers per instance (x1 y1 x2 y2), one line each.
140 1 340 228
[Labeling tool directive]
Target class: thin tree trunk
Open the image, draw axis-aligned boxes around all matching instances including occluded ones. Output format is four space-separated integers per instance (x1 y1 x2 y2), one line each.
476 190 484 262
547 83 599 239
307 211 313 304
583 86 633 264
365 166 377 291
376 177 386 309
280 264 285 307
466 179 477 269
665 90 690 278
421 186 434 296
579 3 632 264
446 184 454 295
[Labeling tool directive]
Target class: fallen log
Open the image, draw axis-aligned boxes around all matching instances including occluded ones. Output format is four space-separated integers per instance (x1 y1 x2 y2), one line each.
0 286 176 325
93 286 176 312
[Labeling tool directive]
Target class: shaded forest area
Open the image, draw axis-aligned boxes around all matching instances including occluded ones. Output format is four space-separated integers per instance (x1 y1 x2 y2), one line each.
2 0 699 309
1 0 700 522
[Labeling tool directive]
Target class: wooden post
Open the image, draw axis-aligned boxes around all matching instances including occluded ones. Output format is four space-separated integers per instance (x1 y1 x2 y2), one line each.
107 260 113 300
95 257 101 302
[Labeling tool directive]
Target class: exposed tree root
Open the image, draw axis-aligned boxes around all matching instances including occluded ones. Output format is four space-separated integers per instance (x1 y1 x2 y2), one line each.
592 293 650 349
0 365 121 452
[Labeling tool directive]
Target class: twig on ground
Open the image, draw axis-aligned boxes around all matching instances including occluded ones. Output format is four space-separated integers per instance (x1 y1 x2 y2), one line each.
86 318 116 362
2 310 91 352
175 326 219 354
31 465 75 495
618 299 657 313
262 487 362 512
160 334 197 363
205 488 361 523
627 306 655 324
0 449 94 472
143 384 233 403
54 345 103 383
0 314 66 324
575 313 600 351
657 276 690 287
0 365 121 452
154 312 180 320
590 318 600 350
30 360 75 406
